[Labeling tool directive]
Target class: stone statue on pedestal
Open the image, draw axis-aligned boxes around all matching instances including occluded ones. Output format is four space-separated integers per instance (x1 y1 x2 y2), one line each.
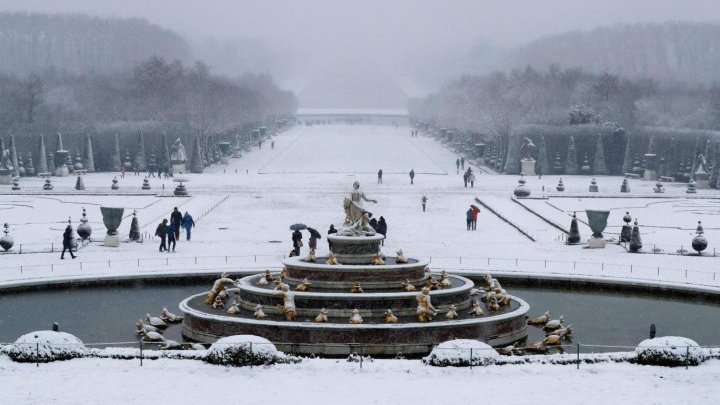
339 181 378 236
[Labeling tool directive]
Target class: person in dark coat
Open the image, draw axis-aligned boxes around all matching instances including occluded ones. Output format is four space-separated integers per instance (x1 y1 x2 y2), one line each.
327 224 337 250
466 208 473 231
463 172 468 187
292 229 303 256
461 157 465 170
167 222 176 252
369 217 378 231
409 169 415 185
377 169 383 184
60 225 76 259
170 207 182 240
456 158 460 174
471 206 480 230
155 219 168 252
181 211 195 241
376 216 387 245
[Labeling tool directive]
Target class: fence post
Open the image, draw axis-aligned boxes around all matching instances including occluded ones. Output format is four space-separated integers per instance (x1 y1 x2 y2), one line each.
20 265 22 274
195 257 197 265
226 256 228 264
544 260 546 268
249 342 253 369
459 256 462 265
685 269 688 278
51 243 53 252
36 342 40 367
515 258 518 267
685 346 689 370
80 262 83 270
573 261 576 270
51 264 53 272
139 340 143 367
469 348 473 369
137 258 140 267
19 244 21 254
576 343 580 369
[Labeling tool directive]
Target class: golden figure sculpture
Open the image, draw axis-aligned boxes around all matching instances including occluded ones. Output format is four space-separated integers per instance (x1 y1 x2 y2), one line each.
416 287 437 322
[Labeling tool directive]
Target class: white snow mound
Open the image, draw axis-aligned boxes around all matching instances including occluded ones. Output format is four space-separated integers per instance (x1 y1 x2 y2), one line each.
7 331 87 363
424 339 500 367
205 335 286 366
636 336 706 367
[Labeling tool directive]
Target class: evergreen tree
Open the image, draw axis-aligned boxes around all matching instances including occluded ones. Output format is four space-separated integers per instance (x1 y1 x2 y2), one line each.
160 133 171 173
629 220 642 252
36 135 48 175
190 135 204 173
711 142 720 189
111 134 122 171
83 133 95 172
620 212 632 242
9 136 19 178
593 134 609 175
503 135 521 174
567 212 580 244
129 211 140 241
565 136 578 175
621 132 633 174
690 137 701 174
536 134 549 176
134 131 147 171
647 135 656 155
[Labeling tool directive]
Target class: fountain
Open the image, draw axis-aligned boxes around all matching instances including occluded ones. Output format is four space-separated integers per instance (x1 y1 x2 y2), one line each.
585 209 610 248
180 183 529 355
100 207 124 247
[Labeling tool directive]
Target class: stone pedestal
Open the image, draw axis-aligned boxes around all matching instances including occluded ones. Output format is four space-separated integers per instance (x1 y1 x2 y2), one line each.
104 234 120 247
643 154 657 181
521 159 536 176
588 237 606 248
172 163 186 175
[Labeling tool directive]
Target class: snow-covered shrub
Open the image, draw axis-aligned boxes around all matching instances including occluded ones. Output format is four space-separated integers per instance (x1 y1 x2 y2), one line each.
7 331 87 363
346 352 373 363
423 339 500 367
635 336 706 367
205 335 287 367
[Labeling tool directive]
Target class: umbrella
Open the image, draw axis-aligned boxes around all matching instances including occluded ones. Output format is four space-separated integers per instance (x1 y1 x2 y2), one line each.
289 223 307 231
470 204 480 212
306 227 322 239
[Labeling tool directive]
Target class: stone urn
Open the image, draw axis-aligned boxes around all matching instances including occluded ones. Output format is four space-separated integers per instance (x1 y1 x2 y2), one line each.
586 209 610 248
77 208 92 241
173 177 189 196
0 223 14 251
100 207 124 247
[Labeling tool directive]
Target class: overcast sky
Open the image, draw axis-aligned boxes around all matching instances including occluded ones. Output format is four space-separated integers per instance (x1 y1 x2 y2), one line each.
2 0 718 105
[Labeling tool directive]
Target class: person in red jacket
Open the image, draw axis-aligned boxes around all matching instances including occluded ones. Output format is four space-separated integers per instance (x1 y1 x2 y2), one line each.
471 206 480 230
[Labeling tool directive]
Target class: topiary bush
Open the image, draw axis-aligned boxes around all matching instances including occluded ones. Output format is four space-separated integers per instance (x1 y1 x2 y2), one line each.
635 336 706 367
6 331 87 363
423 339 500 367
204 335 291 367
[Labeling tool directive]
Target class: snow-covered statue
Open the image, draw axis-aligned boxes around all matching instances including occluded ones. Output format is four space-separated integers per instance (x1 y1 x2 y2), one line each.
520 137 536 160
273 283 297 321
204 272 237 305
339 181 378 236
0 148 12 171
170 138 187 163
416 287 437 322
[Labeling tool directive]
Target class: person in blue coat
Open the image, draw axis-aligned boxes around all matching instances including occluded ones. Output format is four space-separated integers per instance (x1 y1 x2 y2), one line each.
181 212 195 241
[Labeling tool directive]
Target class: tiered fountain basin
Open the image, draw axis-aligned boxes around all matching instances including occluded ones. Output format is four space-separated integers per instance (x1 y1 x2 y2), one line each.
181 264 529 355
283 256 430 288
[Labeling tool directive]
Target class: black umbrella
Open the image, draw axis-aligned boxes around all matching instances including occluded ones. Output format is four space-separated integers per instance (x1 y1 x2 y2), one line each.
289 223 307 231
307 227 322 239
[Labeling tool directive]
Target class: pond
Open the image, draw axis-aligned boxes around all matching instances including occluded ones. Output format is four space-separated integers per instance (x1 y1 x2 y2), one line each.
1 280 718 350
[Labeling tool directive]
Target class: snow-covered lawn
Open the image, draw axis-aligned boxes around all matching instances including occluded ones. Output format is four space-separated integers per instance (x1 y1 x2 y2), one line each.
2 124 720 403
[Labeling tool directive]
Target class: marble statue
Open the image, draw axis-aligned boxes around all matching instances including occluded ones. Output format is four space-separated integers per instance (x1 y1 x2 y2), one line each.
416 287 437 322
326 252 339 265
439 271 452 288
212 295 225 309
253 304 267 319
161 307 183 323
204 273 237 305
314 308 328 323
371 253 384 265
339 181 377 236
351 281 364 293
445 305 459 319
395 249 408 263
384 309 398 323
305 249 316 262
401 278 416 292
520 137 536 160
468 301 484 317
170 138 187 163
295 278 311 292
273 283 297 321
227 299 240 315
349 309 363 324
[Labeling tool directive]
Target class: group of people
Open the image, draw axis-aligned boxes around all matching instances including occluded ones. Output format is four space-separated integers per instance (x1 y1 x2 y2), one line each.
465 206 480 230
155 207 195 252
455 157 466 173
376 168 416 185
463 167 476 188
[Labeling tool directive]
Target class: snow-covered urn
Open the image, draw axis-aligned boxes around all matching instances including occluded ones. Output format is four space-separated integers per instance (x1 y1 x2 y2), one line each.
423 339 500 367
7 331 87 363
635 336 706 367
205 335 288 367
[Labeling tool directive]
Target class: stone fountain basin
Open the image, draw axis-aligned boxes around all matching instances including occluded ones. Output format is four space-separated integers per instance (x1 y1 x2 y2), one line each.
282 256 430 284
180 293 529 354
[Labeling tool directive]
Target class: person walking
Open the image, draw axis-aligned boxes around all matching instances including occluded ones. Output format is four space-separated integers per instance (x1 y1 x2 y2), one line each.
369 216 378 231
292 229 303 256
456 158 460 174
308 232 318 252
468 170 476 188
170 207 182 240
421 195 427 212
471 206 480 230
377 216 387 245
463 171 468 188
271 141 275 150
181 211 195 241
166 221 177 252
461 157 465 170
327 224 337 250
409 169 415 185
466 208 473 231
155 219 168 252
377 169 383 184
60 224 76 259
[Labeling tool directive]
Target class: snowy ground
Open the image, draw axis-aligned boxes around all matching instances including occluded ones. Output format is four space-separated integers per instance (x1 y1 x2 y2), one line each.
2 123 720 403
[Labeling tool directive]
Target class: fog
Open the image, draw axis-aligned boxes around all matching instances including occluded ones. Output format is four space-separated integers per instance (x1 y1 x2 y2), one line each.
2 0 719 107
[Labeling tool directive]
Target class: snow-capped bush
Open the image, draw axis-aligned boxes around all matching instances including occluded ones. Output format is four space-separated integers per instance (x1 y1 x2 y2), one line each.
635 336 706 367
205 335 287 367
7 331 87 363
423 339 500 367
